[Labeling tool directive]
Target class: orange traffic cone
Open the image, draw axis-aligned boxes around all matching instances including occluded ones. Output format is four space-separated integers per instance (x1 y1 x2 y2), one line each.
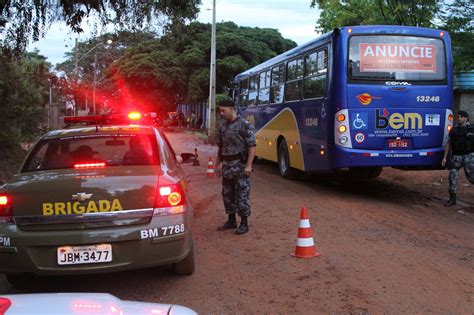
207 157 216 178
291 207 320 258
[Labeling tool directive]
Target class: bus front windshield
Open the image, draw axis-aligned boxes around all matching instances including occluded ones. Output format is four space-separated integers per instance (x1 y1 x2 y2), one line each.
348 35 446 82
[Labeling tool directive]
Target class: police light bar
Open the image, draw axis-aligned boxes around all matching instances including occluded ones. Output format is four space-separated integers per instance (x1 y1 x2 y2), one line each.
128 112 142 120
63 112 158 126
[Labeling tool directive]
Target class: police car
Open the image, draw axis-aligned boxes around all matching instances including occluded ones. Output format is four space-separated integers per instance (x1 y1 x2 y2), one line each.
0 112 196 287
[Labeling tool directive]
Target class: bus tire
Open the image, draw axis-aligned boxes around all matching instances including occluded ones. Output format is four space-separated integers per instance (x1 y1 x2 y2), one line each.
348 166 383 179
278 139 297 179
172 242 195 275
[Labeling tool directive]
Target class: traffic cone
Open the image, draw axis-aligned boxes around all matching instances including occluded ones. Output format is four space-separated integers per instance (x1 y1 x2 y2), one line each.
291 207 320 258
207 157 216 178
193 148 200 166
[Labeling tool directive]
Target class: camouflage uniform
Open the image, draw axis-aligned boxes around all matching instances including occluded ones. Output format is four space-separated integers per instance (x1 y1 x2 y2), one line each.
218 116 256 217
447 123 474 193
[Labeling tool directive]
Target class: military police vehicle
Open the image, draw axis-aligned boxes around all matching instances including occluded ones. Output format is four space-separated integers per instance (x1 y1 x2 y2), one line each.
0 112 196 287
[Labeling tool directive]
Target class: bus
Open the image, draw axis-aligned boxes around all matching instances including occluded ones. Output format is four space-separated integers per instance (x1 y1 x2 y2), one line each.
231 25 454 179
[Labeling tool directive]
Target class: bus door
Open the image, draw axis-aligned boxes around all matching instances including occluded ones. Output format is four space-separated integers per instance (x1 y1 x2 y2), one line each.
300 48 330 171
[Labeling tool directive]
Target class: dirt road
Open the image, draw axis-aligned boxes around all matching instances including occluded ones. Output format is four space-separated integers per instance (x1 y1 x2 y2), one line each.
1 129 473 314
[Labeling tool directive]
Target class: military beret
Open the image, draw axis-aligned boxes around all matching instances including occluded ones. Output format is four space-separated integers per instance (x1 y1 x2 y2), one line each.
457 110 469 120
218 99 235 107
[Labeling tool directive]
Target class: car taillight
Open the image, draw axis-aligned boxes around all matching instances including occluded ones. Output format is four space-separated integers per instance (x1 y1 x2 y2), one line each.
0 195 13 223
153 182 186 215
0 297 12 314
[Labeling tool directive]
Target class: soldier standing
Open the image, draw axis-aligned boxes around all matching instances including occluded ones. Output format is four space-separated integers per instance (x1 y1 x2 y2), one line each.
215 99 256 235
441 110 474 206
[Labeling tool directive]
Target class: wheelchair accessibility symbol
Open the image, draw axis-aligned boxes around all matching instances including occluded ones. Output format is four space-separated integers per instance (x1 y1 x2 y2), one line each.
355 132 365 144
352 113 368 130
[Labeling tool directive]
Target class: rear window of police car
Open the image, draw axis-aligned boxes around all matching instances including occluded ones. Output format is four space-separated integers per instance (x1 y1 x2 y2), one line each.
23 134 159 171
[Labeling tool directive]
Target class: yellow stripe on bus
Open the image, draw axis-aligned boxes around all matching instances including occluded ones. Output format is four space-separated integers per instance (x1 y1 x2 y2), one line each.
254 108 305 171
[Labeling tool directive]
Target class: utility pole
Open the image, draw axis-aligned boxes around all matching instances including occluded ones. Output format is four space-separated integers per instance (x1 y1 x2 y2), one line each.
207 0 216 136
93 52 97 115
74 38 79 116
48 78 52 128
73 38 112 116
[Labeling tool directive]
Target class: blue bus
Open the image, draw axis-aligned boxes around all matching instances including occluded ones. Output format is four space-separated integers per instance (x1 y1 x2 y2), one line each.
231 25 454 179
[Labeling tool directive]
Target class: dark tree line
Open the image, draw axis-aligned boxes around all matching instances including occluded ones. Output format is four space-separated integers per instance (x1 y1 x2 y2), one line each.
311 0 474 71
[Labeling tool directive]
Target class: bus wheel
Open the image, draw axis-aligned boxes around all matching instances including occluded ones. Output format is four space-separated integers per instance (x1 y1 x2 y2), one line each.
278 140 297 179
348 166 383 179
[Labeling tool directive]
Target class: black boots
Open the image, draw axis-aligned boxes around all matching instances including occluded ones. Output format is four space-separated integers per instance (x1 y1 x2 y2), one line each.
444 192 456 207
235 216 249 235
217 214 237 230
218 214 249 234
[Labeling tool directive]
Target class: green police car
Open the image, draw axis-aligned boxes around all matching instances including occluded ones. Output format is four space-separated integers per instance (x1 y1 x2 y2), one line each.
0 112 195 287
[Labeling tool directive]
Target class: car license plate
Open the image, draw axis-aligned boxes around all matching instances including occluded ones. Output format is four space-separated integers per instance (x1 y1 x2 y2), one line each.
388 138 409 149
57 244 112 265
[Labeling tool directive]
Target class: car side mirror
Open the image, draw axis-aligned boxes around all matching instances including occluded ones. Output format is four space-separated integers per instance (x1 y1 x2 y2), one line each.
180 153 196 164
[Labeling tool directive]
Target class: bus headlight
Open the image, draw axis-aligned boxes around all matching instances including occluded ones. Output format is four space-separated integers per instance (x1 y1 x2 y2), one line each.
339 136 348 144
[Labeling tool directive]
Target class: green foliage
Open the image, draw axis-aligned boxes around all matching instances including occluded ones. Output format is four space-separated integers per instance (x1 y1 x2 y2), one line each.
311 0 473 71
0 51 50 180
439 0 474 71
311 0 441 33
0 0 201 53
106 22 296 112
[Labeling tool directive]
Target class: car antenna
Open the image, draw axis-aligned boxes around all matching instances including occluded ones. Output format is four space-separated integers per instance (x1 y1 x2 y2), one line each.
95 115 99 132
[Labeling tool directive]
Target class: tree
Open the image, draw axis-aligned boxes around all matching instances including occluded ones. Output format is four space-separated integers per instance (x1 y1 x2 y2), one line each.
311 0 441 33
0 50 52 180
100 22 296 113
310 0 473 71
439 0 474 71
55 31 156 114
0 0 201 53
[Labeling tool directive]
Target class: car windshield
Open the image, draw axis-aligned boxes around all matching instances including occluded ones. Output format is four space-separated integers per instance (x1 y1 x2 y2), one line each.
22 134 158 172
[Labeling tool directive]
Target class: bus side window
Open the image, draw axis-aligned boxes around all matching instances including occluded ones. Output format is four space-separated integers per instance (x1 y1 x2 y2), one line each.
258 70 270 106
270 64 284 104
239 78 249 108
285 57 304 102
248 75 258 106
304 48 328 99
318 50 327 73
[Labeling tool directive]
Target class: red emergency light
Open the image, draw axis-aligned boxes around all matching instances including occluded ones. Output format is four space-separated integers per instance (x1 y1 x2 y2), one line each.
128 112 142 120
63 112 157 126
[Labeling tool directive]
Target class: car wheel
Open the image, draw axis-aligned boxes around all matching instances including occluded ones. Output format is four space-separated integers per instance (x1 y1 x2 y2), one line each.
278 139 297 179
173 243 195 275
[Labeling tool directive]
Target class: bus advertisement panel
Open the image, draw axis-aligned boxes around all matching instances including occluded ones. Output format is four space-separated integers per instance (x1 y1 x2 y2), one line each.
232 26 453 179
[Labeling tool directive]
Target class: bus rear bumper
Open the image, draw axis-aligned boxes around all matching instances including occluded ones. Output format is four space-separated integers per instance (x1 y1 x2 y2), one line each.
334 147 444 169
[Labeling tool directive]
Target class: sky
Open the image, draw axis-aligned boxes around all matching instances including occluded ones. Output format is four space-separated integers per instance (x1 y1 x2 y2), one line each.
28 0 320 66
